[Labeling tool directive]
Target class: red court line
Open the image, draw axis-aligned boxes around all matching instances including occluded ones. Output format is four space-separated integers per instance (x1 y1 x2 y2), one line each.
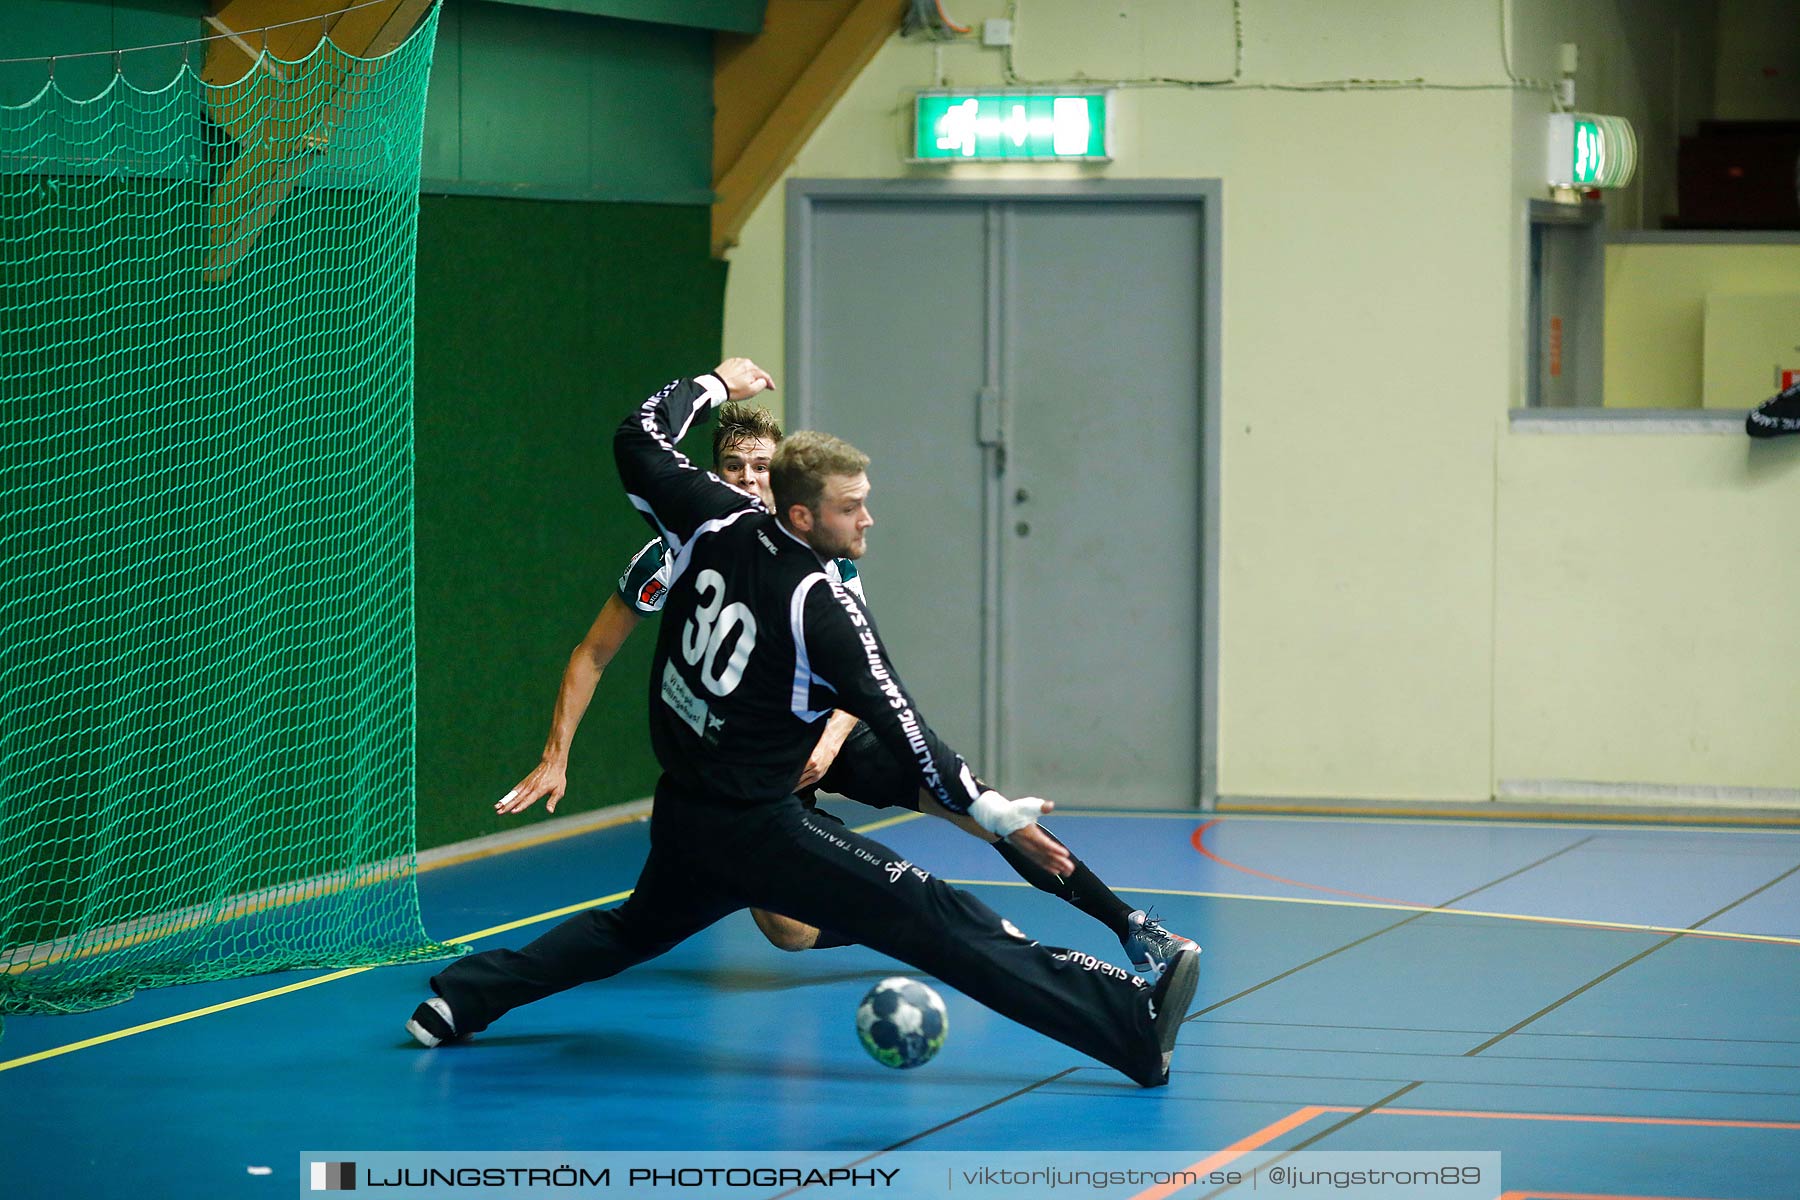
1190 819 1419 906
1128 1105 1330 1200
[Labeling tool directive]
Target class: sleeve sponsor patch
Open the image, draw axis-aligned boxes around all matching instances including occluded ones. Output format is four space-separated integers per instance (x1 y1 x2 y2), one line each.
618 538 673 614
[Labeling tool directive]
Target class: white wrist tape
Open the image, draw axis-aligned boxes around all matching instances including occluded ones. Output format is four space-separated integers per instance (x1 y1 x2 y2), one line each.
968 790 1047 838
696 373 729 409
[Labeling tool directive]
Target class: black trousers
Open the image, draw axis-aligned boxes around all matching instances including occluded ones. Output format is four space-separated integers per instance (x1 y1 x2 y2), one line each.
813 725 919 810
430 777 1164 1085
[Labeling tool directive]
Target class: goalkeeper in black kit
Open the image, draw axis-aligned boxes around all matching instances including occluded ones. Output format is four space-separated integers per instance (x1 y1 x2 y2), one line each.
406 358 1199 1087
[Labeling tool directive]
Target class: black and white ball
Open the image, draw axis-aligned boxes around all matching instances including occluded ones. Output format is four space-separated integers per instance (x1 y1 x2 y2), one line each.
855 977 948 1069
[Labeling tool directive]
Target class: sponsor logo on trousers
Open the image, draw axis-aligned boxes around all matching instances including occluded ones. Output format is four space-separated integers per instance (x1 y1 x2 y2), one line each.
1053 949 1141 985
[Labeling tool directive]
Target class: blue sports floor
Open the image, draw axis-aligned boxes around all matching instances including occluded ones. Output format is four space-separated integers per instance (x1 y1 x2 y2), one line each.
4 806 1799 1199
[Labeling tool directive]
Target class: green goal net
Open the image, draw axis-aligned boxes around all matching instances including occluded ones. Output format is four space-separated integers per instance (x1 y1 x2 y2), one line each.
0 7 461 1028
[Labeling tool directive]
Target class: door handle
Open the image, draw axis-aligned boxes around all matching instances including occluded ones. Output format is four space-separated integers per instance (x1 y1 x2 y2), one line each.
976 386 1005 448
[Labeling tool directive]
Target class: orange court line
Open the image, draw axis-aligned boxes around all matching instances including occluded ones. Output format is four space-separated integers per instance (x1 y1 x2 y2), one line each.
1129 1105 1330 1200
1121 1102 1788 1200
1499 1192 1742 1199
1190 819 1420 907
1328 1104 1800 1132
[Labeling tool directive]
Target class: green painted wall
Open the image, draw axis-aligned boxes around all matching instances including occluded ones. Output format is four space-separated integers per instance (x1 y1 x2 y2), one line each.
3 0 715 206
413 196 725 850
421 0 715 203
0 0 203 106
487 0 766 35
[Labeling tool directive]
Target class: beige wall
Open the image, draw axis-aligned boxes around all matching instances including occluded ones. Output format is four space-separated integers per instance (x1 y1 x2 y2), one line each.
1495 428 1800 794
1605 242 1800 409
724 0 1800 806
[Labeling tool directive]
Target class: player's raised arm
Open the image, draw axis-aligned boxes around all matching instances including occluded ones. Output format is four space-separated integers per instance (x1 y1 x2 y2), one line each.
612 359 775 551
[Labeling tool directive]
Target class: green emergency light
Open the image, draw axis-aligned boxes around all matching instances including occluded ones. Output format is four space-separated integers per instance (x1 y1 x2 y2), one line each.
911 90 1112 163
1547 112 1637 189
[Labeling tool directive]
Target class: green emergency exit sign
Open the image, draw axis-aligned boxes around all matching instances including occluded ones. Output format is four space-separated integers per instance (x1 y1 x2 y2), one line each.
1546 112 1638 189
912 91 1112 162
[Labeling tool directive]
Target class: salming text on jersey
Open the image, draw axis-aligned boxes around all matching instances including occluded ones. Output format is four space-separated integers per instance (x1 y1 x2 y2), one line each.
612 374 980 812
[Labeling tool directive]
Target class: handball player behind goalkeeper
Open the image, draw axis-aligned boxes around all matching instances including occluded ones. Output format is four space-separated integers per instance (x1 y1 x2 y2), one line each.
493 401 1196 974
406 360 1199 1087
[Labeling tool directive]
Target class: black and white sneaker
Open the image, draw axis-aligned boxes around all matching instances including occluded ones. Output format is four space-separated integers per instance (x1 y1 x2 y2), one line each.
406 997 461 1047
1748 381 1800 439
1122 909 1200 978
1142 946 1201 1086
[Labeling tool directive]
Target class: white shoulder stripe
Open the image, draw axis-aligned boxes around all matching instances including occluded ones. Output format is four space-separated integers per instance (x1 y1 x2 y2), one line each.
666 505 760 585
627 494 676 555
789 572 836 722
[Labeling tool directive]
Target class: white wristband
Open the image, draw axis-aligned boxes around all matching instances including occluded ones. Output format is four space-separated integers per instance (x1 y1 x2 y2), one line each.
968 789 1047 838
696 373 729 408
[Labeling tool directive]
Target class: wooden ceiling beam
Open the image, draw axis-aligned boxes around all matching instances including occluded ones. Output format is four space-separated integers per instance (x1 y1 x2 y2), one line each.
711 0 903 258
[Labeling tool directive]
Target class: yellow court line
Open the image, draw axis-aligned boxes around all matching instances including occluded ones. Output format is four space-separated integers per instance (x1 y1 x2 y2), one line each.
11 806 1794 1075
940 880 1800 948
1053 809 1800 836
1215 803 1800 828
0 811 922 1073
0 889 635 1075
2 807 656 979
414 807 654 875
847 810 926 835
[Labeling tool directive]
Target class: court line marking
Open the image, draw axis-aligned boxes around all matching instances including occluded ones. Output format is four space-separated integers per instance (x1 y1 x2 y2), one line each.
1 805 656 979
1220 806 1800 830
1129 1106 1330 1200
1351 1105 1800 1131
1054 810 1800 835
1184 821 1800 947
877 1068 1078 1153
1167 1100 1800 1200
12 812 1796 1073
1500 1192 1743 1200
0 811 933 1073
28 803 1774 982
0 889 635 1074
415 803 653 874
943 878 1800 948
1462 861 1800 1060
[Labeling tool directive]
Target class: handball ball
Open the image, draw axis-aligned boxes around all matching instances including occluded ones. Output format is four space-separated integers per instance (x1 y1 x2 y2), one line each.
856 977 948 1069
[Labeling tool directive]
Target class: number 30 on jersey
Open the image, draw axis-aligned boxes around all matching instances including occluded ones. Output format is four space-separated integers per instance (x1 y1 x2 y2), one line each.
681 569 757 695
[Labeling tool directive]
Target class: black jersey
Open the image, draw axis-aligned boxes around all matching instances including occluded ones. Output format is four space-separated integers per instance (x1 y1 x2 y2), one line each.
616 535 864 617
613 374 984 812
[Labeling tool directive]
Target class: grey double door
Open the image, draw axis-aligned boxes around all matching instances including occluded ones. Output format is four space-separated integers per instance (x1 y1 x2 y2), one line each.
793 193 1205 809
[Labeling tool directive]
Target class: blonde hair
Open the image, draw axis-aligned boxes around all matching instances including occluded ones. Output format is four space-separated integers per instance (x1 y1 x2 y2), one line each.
770 430 870 515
